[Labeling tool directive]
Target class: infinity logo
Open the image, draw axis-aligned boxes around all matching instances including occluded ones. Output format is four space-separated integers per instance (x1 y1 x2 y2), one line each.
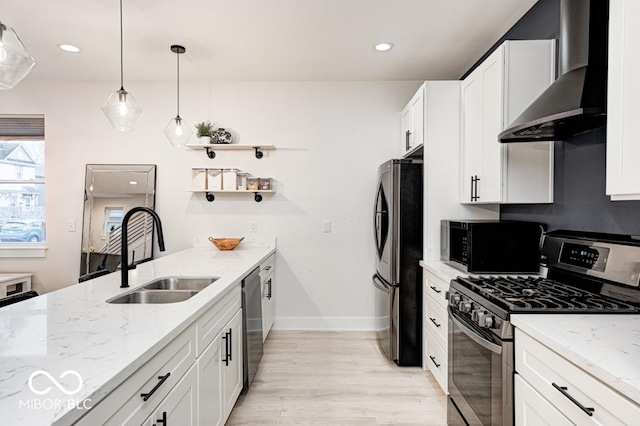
28 370 83 396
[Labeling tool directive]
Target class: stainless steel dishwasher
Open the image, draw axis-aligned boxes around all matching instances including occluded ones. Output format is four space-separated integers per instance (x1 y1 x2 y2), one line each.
242 267 263 391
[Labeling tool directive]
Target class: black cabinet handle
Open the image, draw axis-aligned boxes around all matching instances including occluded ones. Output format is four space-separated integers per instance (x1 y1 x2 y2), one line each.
552 383 594 416
155 411 167 425
429 317 441 328
429 285 441 294
222 331 230 366
474 175 480 201
228 328 233 361
470 176 474 202
140 373 171 401
406 130 411 151
267 278 272 299
429 355 441 368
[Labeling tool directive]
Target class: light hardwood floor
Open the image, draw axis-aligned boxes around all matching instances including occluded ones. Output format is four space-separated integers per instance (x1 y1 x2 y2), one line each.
227 331 448 425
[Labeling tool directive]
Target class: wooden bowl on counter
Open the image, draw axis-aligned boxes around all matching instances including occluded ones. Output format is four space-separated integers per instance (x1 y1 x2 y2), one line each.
208 237 244 250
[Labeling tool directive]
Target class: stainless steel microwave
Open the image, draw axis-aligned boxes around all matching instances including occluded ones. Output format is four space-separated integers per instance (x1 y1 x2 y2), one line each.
440 220 543 273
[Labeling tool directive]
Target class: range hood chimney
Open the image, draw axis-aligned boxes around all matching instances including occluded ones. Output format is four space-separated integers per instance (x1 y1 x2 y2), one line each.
499 0 609 142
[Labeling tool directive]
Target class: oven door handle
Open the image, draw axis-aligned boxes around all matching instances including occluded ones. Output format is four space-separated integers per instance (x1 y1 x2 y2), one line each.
449 309 502 355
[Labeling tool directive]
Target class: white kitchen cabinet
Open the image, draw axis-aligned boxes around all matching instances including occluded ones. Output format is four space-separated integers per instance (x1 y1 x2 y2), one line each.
197 330 225 426
515 328 640 425
514 374 572 426
606 0 640 200
143 365 198 426
460 40 555 204
199 308 243 425
422 270 450 393
75 324 197 426
222 309 243 419
260 254 275 341
400 84 425 157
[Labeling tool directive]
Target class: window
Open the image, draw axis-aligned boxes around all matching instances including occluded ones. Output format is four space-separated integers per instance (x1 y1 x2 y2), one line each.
103 207 123 237
0 115 46 253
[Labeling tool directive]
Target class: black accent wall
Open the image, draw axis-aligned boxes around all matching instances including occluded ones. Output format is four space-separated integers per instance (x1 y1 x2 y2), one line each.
463 0 640 235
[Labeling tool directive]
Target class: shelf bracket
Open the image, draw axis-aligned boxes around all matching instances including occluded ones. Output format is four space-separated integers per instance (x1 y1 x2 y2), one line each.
253 147 264 159
205 147 216 159
205 192 215 202
254 192 263 202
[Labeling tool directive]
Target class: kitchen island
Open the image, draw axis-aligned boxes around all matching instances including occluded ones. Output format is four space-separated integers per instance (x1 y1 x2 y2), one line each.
0 243 275 425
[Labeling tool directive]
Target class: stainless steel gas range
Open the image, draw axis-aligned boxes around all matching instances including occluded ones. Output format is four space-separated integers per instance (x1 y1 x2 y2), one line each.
446 230 640 426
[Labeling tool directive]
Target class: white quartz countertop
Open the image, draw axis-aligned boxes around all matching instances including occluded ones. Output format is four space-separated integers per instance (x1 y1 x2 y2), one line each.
420 259 468 282
0 243 275 426
512 314 640 405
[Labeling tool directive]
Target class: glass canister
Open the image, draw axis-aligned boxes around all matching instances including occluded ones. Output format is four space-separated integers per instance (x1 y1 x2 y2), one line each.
259 177 272 190
247 177 259 190
207 169 223 190
237 172 249 190
191 168 207 191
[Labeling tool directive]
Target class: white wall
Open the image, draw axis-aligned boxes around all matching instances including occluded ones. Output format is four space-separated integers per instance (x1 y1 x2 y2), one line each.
0 80 420 330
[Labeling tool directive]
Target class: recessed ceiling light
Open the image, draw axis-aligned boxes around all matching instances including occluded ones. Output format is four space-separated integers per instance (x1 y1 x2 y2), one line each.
374 42 394 52
129 181 138 185
57 44 81 53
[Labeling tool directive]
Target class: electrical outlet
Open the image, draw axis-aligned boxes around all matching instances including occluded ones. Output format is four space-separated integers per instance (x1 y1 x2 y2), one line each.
67 220 76 232
323 220 331 233
250 222 257 233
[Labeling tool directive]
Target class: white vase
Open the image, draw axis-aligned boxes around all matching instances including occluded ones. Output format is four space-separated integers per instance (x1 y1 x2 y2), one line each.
198 136 211 144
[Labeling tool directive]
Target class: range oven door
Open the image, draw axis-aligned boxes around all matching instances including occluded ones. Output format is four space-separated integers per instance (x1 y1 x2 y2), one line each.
448 308 513 426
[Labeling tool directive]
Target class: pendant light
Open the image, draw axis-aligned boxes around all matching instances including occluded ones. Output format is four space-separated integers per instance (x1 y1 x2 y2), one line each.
164 45 192 147
101 0 142 132
0 21 36 90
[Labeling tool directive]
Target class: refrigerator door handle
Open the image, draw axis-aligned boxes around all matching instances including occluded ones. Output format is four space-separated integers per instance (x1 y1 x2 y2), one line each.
372 274 391 293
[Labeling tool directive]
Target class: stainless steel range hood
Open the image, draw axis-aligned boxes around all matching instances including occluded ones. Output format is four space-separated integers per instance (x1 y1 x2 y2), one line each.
499 0 609 142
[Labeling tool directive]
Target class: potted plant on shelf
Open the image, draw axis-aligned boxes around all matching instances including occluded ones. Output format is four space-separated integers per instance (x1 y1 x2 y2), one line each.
195 121 214 144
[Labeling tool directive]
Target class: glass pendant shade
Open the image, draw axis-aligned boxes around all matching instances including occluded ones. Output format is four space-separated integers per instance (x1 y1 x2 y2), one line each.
164 116 192 147
101 88 143 132
0 22 36 90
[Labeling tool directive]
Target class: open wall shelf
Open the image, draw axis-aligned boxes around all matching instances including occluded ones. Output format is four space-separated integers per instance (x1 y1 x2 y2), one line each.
185 143 276 159
189 190 274 202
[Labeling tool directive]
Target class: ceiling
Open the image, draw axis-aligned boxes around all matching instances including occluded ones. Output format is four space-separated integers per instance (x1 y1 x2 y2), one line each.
2 0 538 82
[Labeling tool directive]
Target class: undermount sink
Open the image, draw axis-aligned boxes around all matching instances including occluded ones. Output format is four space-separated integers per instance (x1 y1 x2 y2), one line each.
108 290 199 304
142 276 219 291
107 276 219 304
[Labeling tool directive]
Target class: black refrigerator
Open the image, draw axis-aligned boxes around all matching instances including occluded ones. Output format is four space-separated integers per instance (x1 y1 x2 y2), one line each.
373 159 423 366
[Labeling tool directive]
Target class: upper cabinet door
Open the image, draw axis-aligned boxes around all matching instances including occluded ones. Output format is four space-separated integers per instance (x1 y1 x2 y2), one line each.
460 72 482 203
400 84 425 157
480 47 505 203
607 0 640 200
459 40 555 205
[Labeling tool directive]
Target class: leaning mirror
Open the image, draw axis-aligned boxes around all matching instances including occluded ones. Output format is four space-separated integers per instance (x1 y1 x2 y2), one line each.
80 164 156 282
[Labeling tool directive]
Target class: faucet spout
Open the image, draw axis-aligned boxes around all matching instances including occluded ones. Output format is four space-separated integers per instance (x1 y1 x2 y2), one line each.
120 207 166 288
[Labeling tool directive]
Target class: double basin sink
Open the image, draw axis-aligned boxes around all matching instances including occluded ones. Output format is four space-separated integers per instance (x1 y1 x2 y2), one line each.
107 277 219 304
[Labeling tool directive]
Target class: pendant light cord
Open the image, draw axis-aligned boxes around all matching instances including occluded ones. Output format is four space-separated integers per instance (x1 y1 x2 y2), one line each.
176 49 180 117
119 0 124 90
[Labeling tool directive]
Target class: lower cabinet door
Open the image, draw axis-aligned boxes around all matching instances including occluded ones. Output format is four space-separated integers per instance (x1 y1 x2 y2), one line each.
515 374 572 426
143 364 198 426
223 309 244 422
198 331 224 426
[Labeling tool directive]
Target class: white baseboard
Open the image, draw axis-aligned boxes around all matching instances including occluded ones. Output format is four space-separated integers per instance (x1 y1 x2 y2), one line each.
273 316 378 331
